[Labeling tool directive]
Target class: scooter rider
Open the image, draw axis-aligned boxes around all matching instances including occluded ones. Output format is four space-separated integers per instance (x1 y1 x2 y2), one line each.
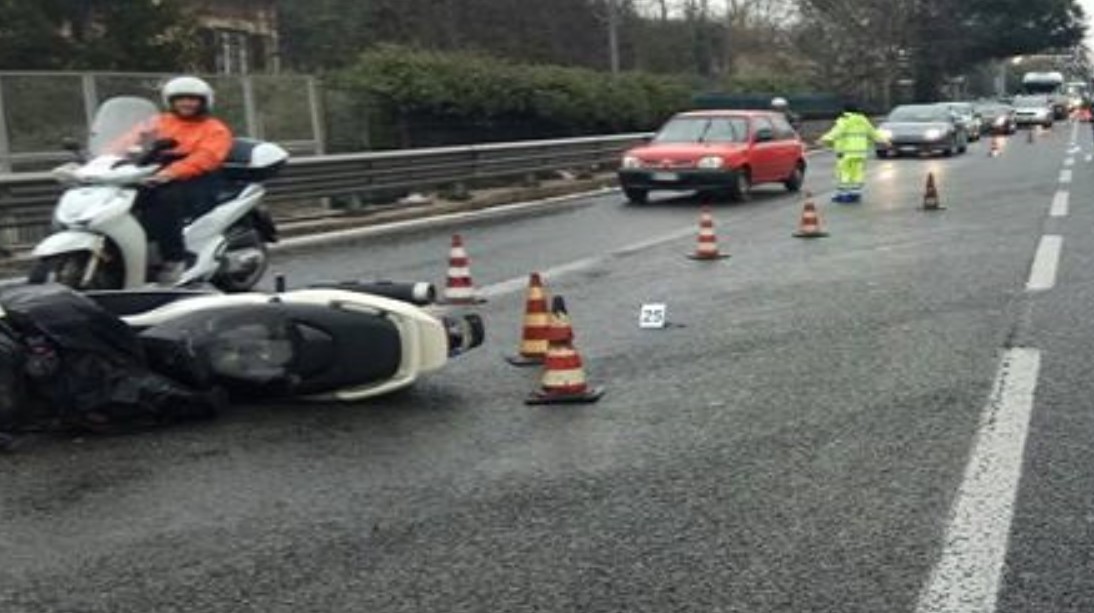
140 76 233 284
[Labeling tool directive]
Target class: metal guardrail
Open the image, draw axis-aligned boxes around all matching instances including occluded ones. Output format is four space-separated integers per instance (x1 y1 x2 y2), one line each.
0 133 651 248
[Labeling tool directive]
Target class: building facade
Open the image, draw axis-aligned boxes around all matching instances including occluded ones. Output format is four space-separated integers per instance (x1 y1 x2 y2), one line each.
187 0 280 75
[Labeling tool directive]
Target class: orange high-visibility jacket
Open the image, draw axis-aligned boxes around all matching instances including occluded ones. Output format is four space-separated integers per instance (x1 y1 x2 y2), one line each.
150 113 233 180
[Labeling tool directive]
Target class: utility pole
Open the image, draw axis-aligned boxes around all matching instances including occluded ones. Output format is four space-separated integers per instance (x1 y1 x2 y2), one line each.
606 0 621 74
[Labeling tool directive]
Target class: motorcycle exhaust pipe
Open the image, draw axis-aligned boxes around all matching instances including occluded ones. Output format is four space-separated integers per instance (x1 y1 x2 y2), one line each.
445 314 486 357
308 280 436 306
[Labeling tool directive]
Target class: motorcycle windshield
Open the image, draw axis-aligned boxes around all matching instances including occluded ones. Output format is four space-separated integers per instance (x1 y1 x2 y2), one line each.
88 97 160 157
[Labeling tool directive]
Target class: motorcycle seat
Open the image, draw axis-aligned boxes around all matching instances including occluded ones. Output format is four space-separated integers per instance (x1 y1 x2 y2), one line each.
287 303 403 394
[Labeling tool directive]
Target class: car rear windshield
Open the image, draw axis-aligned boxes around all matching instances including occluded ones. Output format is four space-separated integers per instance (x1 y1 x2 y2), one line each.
654 117 750 144
1013 97 1048 108
888 107 948 123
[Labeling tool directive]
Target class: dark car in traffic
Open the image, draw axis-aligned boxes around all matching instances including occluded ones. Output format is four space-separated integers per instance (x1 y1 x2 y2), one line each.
876 105 968 158
938 102 982 141
974 102 1017 135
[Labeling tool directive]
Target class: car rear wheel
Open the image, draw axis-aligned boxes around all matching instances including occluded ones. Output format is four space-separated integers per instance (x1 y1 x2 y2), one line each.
728 169 752 202
784 163 805 192
876 149 890 159
623 187 649 204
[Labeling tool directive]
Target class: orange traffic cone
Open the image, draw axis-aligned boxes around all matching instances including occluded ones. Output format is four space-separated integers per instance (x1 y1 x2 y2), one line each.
442 234 485 305
526 296 604 405
922 173 944 211
793 193 829 239
988 136 1001 157
687 207 730 260
507 273 552 367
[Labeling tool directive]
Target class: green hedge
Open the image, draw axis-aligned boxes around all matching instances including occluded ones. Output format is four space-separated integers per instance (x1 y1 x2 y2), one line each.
332 46 692 135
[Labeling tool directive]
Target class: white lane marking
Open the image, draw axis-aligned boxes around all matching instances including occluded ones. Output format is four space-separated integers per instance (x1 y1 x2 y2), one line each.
1026 235 1063 291
915 348 1042 613
479 226 697 299
1059 169 1073 184
1087 154 1093 163
1050 191 1070 217
1064 157 1075 167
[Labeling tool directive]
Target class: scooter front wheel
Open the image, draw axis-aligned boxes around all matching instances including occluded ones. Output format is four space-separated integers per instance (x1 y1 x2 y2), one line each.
29 252 121 290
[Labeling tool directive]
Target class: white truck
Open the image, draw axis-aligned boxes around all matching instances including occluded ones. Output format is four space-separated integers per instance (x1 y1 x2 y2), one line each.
1021 72 1069 120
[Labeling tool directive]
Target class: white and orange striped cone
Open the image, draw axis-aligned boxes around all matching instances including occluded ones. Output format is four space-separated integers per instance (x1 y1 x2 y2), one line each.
988 136 1001 157
525 296 604 405
442 234 486 305
686 207 730 260
506 273 552 367
792 193 829 239
922 173 944 211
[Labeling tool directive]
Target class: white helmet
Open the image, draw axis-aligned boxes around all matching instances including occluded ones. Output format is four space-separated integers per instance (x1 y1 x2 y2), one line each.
162 76 215 112
771 97 789 109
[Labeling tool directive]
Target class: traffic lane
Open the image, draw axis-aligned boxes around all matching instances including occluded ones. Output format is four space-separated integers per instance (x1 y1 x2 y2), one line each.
263 137 1013 297
0 134 1065 611
262 151 852 291
0 221 1035 612
995 124 1094 612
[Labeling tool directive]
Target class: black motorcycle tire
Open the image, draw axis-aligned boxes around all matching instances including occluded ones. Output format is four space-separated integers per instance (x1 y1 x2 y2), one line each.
212 225 269 293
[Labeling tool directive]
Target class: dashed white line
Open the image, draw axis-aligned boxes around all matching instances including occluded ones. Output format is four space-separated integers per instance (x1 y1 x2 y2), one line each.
1026 235 1063 291
1059 169 1073 184
1087 154 1093 164
1050 191 1070 217
1064 157 1075 167
915 348 1042 613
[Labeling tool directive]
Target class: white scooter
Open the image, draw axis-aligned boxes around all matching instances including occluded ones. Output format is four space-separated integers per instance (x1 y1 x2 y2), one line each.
30 96 287 292
83 281 485 402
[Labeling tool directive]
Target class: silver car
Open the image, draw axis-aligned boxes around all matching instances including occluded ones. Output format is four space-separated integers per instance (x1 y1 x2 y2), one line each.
1012 95 1054 128
876 104 969 158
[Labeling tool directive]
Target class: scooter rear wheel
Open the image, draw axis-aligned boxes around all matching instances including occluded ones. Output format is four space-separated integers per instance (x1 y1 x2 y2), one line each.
212 227 269 293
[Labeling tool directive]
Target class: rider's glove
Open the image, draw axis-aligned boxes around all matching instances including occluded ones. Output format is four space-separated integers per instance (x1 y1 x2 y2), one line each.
142 172 172 187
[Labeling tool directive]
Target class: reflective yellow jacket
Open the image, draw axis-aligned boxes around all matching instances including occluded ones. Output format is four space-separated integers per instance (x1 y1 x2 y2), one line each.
821 112 885 157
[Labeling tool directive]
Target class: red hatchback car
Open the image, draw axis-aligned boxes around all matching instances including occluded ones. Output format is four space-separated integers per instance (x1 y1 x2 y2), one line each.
618 110 807 203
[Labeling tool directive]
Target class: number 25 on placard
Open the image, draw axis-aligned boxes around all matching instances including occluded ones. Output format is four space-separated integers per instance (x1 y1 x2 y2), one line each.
639 303 667 329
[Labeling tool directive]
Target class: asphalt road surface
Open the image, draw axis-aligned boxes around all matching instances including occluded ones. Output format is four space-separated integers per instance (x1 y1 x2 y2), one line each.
4 125 1094 612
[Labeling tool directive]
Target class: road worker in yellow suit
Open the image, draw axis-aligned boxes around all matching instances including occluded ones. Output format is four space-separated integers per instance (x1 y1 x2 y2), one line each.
819 103 888 203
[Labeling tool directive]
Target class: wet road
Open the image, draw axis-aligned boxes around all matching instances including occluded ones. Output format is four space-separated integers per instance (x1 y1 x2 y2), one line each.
4 125 1094 612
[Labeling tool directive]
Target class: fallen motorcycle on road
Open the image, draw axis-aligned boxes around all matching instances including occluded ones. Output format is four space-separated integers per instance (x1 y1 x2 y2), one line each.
0 281 484 447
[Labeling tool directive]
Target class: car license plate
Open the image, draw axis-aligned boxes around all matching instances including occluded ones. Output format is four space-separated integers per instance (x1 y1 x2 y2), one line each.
652 172 679 182
900 146 918 153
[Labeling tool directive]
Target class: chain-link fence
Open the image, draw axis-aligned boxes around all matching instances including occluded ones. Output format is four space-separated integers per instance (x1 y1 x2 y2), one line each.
0 72 324 173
